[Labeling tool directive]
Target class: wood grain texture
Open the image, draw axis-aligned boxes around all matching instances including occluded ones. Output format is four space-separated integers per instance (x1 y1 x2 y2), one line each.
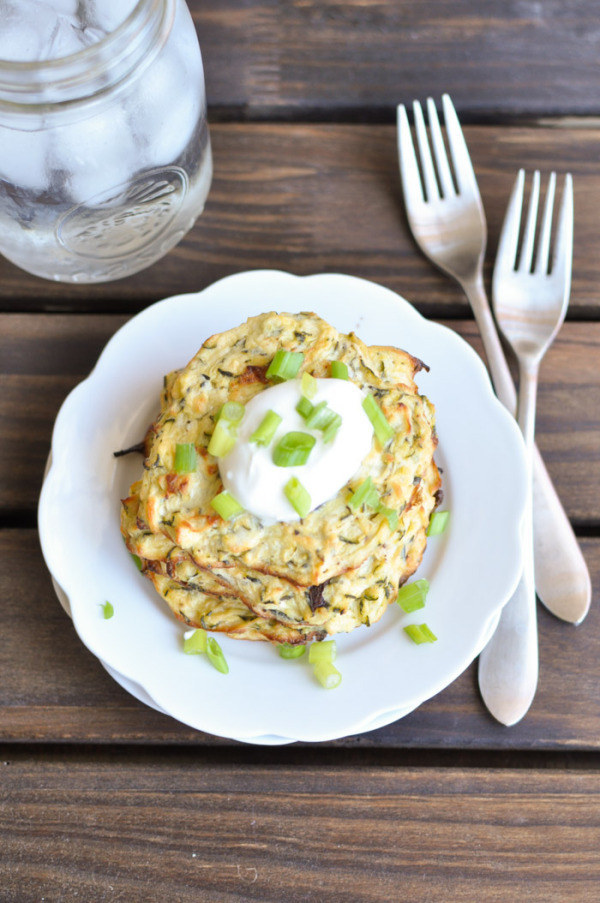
1 6 599 883
1 752 599 902
1 529 598 748
194 0 600 121
1 124 599 314
2 314 598 522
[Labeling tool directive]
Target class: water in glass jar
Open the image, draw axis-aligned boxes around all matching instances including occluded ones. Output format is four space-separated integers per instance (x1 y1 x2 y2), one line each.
0 0 212 282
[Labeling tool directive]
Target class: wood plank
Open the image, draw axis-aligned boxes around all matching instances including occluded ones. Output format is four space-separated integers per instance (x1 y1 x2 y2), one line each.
194 0 600 121
1 124 599 314
1 752 599 902
1 528 598 748
2 314 598 522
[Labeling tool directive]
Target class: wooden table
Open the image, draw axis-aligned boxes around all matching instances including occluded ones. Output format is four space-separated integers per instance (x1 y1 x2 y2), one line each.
2 3 599 900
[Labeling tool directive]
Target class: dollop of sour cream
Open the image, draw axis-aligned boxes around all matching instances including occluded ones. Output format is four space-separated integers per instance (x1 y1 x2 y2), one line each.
220 378 374 523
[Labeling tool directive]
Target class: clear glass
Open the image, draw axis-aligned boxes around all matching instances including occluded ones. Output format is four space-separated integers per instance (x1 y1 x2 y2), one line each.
0 0 212 283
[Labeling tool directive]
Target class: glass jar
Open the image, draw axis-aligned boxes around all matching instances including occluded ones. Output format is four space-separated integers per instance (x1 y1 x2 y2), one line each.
0 0 212 283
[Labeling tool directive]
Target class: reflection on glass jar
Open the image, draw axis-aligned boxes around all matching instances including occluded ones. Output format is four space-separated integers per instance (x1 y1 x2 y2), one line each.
0 0 212 283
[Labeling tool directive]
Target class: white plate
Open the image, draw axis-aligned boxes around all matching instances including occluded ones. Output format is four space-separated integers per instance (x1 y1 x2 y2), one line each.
49 569 501 745
39 270 527 744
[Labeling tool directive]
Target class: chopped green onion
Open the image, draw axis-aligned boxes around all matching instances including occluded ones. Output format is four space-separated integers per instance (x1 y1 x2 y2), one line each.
313 661 342 689
249 409 282 446
273 432 316 467
330 360 348 380
377 503 399 531
211 489 244 520
100 601 114 619
219 401 245 423
301 371 317 399
296 396 342 442
295 396 313 418
362 394 394 446
396 579 429 613
404 623 438 644
304 400 331 430
284 476 312 518
130 552 143 571
349 477 380 511
322 412 342 445
427 510 450 536
174 442 197 473
322 414 342 444
306 401 342 434
206 636 229 673
308 640 337 664
266 349 304 382
183 628 208 654
278 643 307 659
207 419 237 457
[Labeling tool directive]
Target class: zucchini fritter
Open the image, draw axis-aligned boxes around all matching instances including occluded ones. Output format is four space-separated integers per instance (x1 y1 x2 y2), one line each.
121 311 441 643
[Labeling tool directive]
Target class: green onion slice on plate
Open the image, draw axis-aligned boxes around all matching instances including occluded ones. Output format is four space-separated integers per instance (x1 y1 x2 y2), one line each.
300 371 317 398
266 349 304 382
207 419 237 458
100 601 114 619
313 661 342 689
183 628 208 654
362 393 394 446
349 477 380 511
284 476 312 518
330 360 348 380
295 396 313 418
396 579 429 613
321 411 342 444
210 490 244 521
308 640 336 664
218 401 245 423
273 431 316 467
249 409 282 446
296 397 342 442
303 400 330 430
278 644 307 659
174 442 197 473
427 510 450 536
206 636 229 673
403 623 438 644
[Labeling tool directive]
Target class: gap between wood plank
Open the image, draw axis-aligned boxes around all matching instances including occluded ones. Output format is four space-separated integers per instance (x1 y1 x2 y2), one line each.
1 744 600 770
207 107 600 129
3 304 600 322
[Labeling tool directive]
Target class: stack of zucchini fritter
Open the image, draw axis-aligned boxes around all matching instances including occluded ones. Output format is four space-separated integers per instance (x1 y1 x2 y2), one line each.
121 312 441 644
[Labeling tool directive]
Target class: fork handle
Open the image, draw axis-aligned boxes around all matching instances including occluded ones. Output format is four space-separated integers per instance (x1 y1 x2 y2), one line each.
478 539 538 725
464 275 518 409
463 274 591 624
478 357 539 725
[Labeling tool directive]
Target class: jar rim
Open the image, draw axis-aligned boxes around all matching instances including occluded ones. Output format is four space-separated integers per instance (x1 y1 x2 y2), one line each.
0 0 175 112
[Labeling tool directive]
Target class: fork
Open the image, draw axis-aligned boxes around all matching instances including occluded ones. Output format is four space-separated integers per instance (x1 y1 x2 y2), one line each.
478 169 573 724
396 94 590 625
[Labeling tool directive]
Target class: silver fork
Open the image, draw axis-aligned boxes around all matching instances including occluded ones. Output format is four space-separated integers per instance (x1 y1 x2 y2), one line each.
396 94 590 625
478 170 573 724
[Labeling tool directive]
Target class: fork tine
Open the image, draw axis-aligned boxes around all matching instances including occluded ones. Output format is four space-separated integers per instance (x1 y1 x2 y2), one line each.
441 94 479 198
396 103 425 207
518 170 540 273
426 97 455 198
495 168 526 274
551 173 574 293
534 172 556 274
413 100 439 202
